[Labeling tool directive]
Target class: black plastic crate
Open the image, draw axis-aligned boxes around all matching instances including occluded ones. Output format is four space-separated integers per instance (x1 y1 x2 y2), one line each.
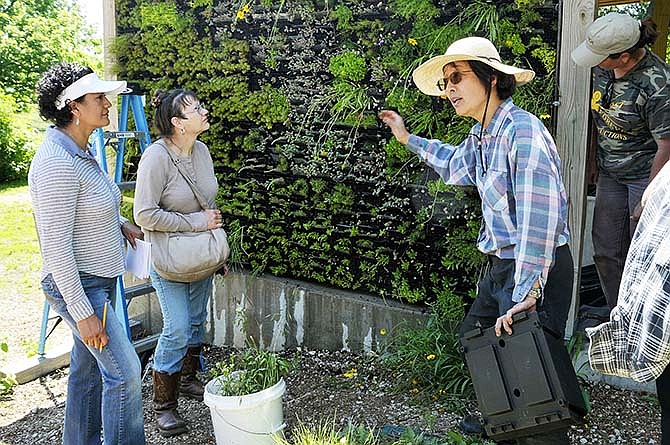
460 311 587 440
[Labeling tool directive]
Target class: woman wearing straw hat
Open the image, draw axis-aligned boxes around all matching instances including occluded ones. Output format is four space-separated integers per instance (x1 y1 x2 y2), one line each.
380 37 572 444
571 13 670 310
30 62 146 444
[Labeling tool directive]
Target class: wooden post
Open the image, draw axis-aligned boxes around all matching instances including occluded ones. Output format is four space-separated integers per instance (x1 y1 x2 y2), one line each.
102 0 119 131
651 0 670 61
556 0 597 337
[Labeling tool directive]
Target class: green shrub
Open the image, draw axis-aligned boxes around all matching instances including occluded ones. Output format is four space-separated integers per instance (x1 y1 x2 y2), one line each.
382 316 472 404
0 93 32 183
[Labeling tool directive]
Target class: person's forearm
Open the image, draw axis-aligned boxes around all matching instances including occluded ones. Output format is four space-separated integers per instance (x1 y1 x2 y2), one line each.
395 129 410 145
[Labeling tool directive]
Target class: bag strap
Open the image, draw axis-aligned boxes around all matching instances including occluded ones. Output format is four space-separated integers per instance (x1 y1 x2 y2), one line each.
157 139 212 210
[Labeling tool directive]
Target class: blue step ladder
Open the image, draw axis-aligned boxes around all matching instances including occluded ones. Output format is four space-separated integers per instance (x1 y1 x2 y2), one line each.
38 90 153 355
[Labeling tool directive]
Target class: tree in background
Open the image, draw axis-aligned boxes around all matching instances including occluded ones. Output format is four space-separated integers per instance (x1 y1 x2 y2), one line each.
0 0 101 182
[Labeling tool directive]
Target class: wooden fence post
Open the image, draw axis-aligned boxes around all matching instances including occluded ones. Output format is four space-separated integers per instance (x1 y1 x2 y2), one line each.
556 0 596 337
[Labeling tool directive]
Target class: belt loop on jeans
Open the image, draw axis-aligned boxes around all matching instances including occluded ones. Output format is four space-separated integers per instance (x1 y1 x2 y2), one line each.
479 255 493 281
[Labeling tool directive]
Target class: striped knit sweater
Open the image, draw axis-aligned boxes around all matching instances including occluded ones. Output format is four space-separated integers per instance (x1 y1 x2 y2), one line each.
28 127 126 322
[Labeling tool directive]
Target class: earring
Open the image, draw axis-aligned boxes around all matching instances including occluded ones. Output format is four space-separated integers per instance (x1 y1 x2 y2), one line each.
75 118 80 126
179 127 185 135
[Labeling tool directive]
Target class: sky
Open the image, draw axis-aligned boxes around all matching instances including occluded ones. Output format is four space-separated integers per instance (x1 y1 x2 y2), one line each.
76 0 104 38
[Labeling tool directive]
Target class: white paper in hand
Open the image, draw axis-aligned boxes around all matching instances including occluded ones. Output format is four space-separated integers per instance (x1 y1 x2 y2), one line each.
125 239 151 279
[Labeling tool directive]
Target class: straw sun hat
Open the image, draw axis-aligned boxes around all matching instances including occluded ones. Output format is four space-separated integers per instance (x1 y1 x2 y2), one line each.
412 37 535 97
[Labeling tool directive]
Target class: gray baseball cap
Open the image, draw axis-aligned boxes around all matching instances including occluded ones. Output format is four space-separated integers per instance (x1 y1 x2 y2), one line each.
571 13 641 68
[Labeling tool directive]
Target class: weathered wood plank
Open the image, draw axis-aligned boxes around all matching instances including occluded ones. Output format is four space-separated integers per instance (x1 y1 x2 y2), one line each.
0 335 159 385
103 0 119 131
556 0 597 337
651 0 669 61
597 0 642 6
0 342 72 384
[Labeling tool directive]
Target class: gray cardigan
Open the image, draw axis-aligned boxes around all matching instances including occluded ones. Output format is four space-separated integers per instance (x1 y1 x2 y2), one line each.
133 139 218 242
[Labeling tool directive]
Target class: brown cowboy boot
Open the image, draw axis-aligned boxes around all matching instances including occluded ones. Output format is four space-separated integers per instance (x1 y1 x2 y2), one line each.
153 370 188 437
180 346 205 401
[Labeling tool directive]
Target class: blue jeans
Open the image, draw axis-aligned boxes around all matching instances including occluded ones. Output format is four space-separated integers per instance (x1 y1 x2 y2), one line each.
41 272 145 445
592 173 647 308
150 269 212 374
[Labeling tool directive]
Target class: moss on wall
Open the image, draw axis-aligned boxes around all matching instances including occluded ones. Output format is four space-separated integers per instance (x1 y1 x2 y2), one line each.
114 0 558 305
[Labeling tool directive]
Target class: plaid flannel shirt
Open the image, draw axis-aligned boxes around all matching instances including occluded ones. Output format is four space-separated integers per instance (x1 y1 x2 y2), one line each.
587 162 670 383
406 98 570 303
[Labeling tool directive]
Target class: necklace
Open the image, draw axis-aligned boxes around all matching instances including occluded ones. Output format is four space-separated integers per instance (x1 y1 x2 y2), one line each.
167 137 193 156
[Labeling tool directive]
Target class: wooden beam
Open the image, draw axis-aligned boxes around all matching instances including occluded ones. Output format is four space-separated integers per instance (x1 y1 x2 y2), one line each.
597 0 640 6
102 0 119 132
0 335 159 384
556 0 596 337
0 342 72 384
651 0 670 60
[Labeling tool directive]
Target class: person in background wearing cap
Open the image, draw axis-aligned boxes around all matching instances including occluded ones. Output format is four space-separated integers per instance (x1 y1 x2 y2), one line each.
29 62 146 445
380 36 572 444
572 12 670 309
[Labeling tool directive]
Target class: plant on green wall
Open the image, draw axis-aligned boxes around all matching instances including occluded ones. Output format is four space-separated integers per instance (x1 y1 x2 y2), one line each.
459 0 501 42
115 0 558 313
329 50 367 83
390 0 440 22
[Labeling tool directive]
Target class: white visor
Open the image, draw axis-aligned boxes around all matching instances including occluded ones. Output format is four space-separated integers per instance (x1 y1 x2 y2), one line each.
54 73 127 110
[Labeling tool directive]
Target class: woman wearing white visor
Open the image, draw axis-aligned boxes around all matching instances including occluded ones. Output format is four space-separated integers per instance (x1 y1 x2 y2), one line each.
30 62 146 445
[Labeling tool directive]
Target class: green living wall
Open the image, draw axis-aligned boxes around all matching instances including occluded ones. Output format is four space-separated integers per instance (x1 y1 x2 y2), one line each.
114 0 558 306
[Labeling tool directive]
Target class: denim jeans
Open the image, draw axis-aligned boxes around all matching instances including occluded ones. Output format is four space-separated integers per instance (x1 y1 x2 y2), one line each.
592 173 647 308
459 245 574 445
150 269 213 374
41 272 145 445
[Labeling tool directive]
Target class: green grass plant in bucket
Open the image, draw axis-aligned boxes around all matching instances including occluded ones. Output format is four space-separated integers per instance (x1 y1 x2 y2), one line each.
204 345 296 445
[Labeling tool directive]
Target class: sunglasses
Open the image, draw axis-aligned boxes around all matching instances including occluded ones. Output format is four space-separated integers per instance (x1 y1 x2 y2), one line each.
436 70 473 91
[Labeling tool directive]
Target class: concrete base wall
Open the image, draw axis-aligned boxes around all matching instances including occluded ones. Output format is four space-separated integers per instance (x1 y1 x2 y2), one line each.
205 272 428 353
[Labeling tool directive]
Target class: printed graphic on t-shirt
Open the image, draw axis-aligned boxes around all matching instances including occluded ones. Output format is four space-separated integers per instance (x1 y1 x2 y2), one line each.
591 52 670 180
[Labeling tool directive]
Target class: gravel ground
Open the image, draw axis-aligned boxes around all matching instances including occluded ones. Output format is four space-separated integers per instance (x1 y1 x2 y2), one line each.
0 345 663 444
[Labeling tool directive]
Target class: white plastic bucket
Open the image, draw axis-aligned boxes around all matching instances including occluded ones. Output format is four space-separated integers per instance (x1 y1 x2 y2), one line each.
204 373 286 445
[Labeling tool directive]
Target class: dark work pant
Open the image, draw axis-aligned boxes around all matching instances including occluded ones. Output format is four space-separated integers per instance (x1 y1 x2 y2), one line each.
459 244 574 445
592 173 647 308
658 364 670 445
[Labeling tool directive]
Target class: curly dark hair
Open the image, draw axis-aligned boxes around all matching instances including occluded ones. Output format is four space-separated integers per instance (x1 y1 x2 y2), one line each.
151 89 199 137
36 62 93 127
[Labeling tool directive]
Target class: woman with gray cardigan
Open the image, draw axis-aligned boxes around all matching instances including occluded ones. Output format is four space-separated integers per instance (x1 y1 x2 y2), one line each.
133 89 222 437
